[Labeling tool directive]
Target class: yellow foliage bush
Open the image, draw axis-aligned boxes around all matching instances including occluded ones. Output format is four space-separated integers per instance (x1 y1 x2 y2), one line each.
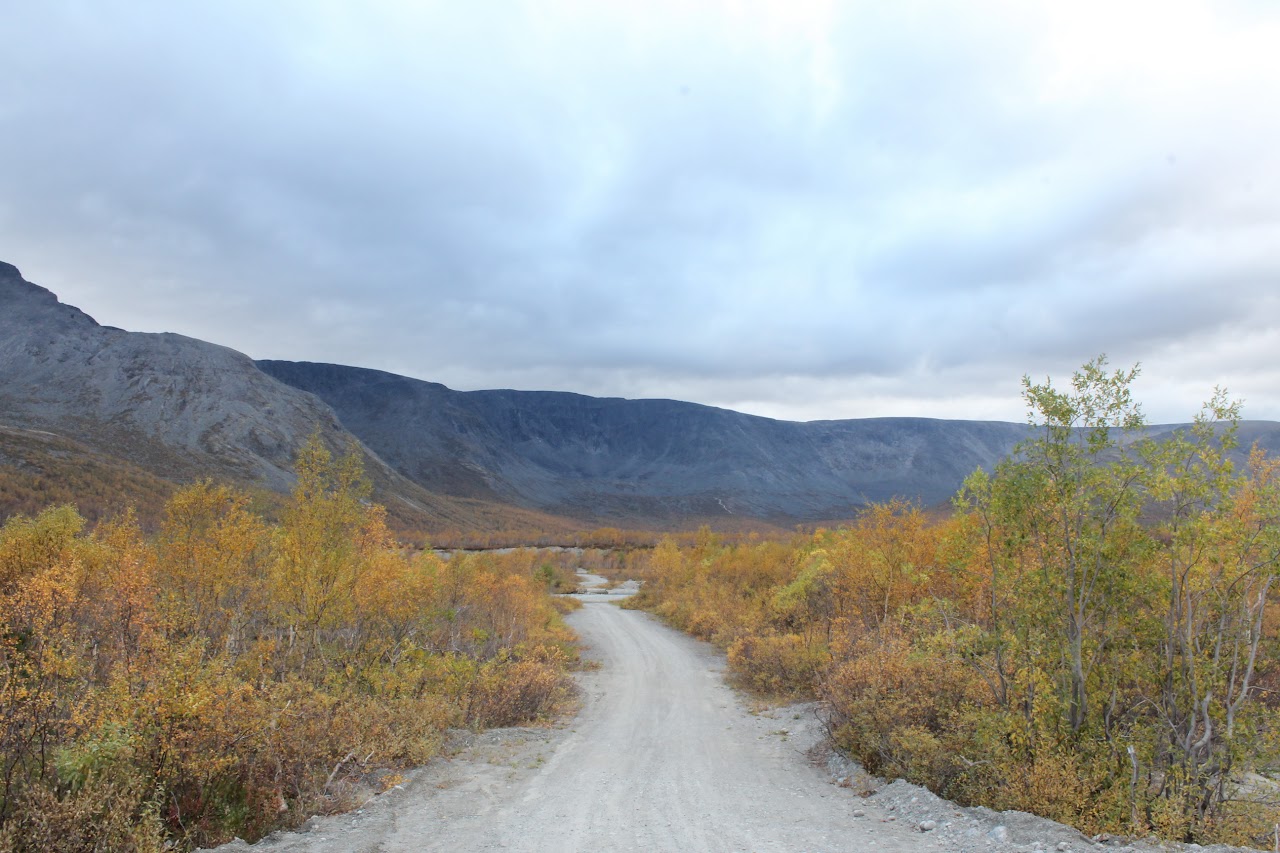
822 630 987 790
0 773 165 853
726 634 823 697
463 646 577 729
0 438 580 850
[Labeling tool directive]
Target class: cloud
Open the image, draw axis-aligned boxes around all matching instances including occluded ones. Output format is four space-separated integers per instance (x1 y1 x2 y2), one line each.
2 0 1279 424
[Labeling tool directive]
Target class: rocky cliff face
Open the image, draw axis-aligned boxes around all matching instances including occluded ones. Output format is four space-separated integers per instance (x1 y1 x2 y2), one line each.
0 261 352 488
256 360 1034 521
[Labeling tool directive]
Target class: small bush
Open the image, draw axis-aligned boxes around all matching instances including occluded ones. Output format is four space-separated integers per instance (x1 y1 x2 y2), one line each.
0 775 165 853
463 647 577 729
820 630 987 794
727 633 823 697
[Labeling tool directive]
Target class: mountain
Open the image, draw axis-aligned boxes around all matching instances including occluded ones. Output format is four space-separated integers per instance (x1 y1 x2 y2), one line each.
0 261 576 539
256 360 1034 522
8 259 1277 533
0 261 357 488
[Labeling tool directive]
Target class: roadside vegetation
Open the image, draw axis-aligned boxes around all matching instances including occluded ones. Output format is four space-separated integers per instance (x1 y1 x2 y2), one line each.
0 438 578 852
629 357 1280 846
0 426 179 527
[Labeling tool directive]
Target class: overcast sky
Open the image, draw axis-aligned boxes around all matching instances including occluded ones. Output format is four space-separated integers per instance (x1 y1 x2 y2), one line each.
3 1 1279 424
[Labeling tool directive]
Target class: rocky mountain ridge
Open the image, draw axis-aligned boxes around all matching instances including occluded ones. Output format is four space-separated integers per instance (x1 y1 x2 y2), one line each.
0 262 569 536
0 260 349 488
256 360 1036 521
6 259 1279 529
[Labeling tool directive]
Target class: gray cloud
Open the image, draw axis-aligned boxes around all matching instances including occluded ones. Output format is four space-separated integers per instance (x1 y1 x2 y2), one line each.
3 0 1280 424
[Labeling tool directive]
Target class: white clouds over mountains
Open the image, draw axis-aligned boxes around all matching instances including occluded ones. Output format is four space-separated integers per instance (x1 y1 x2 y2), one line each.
3 1 1278 422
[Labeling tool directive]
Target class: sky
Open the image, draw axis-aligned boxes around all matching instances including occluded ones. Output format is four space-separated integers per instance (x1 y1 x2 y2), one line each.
3 0 1279 424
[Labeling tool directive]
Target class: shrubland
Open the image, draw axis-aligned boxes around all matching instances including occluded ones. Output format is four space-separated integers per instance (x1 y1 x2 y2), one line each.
0 439 577 851
630 358 1280 846
0 426 178 527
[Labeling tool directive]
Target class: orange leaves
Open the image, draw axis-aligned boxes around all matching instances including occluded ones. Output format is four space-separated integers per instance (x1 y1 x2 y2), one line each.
461 645 576 728
351 543 436 653
0 508 94 828
825 499 942 638
821 628 985 785
424 551 571 662
0 440 580 848
82 513 160 680
726 633 821 697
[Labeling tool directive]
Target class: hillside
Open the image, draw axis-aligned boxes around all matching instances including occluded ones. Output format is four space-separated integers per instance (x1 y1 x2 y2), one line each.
7 259 1278 533
0 262 580 539
0 261 355 488
0 423 179 524
257 360 1034 522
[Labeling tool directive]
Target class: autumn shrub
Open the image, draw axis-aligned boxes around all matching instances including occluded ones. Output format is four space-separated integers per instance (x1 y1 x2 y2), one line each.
726 633 823 697
462 646 577 729
551 595 583 615
0 439 580 850
0 773 165 853
821 629 987 792
680 605 724 642
0 504 84 591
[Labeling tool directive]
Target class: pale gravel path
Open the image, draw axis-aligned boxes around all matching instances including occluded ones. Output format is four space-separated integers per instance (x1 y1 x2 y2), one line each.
214 601 932 852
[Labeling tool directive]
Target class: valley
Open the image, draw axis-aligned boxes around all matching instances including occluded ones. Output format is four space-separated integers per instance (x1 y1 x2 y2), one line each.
5 261 1280 851
7 260 1280 538
0 261 1036 535
6 3 1278 850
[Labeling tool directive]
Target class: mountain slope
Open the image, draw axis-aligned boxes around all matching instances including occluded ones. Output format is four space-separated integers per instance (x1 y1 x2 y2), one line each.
0 423 179 524
0 261 352 489
257 360 1034 522
0 262 579 538
10 259 1276 532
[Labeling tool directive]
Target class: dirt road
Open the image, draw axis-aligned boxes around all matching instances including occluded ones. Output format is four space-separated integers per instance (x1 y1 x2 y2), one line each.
209 589 1258 853
219 600 934 852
